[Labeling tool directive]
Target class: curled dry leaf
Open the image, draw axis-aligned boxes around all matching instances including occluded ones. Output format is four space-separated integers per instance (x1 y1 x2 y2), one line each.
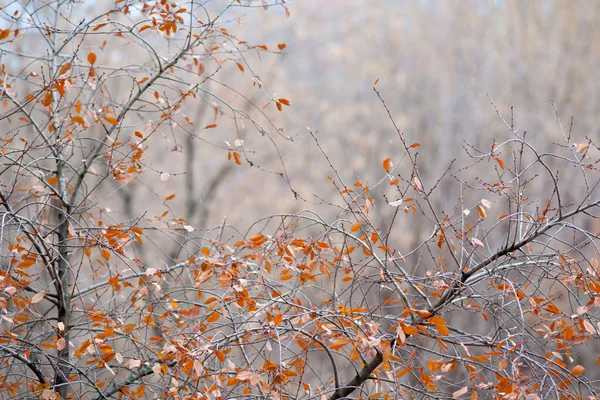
575 143 589 153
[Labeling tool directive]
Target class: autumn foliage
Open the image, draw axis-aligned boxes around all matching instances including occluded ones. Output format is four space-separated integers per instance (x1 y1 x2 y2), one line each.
1 1 600 400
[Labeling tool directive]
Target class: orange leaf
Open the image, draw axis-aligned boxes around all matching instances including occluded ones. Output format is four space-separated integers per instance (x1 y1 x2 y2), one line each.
18 258 37 269
165 194 176 201
350 222 363 232
571 365 585 377
410 142 420 148
233 152 242 165
204 124 217 129
402 325 419 335
236 62 245 73
101 248 110 260
435 324 449 336
104 117 118 125
477 205 487 218
277 43 286 50
382 158 392 172
329 337 353 351
47 176 58 185
545 303 560 314
494 157 505 170
214 349 225 362
207 311 220 323
42 91 53 107
87 52 97 64
278 98 291 106
72 115 85 126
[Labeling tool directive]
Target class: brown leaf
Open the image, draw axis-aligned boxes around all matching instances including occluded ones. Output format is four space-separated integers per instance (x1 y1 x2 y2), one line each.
59 63 72 75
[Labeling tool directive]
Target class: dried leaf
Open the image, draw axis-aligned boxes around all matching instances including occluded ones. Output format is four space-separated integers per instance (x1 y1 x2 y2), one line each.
453 387 468 398
576 143 589 153
87 52 97 64
31 291 45 304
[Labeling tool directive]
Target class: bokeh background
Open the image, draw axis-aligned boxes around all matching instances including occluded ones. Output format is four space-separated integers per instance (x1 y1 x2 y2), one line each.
186 0 600 245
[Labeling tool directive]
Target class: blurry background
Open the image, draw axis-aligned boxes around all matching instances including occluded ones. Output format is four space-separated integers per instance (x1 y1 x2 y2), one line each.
191 0 600 241
2 0 599 256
